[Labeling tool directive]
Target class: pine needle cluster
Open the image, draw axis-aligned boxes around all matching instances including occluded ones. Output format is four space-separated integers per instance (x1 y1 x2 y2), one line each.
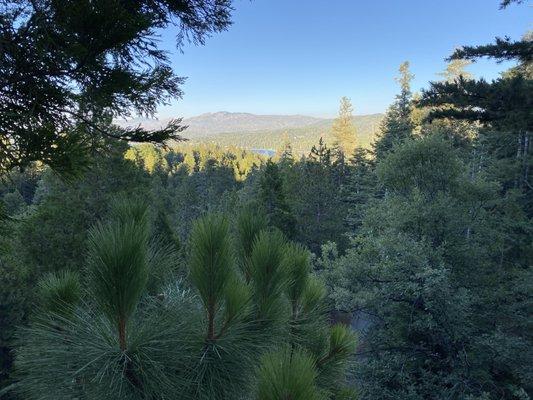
15 200 356 399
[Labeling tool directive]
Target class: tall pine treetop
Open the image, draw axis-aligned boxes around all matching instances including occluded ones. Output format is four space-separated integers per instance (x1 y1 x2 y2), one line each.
331 97 357 155
438 59 474 82
372 61 415 160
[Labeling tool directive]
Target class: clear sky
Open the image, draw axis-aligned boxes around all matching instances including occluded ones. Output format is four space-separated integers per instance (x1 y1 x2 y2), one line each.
155 0 531 118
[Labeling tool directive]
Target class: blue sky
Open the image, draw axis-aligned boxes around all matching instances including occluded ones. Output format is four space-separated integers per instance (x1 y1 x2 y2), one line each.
156 0 531 118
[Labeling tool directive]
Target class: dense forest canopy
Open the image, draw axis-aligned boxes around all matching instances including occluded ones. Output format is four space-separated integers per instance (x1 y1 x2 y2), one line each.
0 0 531 399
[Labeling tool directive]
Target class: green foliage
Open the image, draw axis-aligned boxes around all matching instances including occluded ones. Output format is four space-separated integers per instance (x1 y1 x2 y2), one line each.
7 4 530 395
420 25 532 132
376 135 462 195
14 202 355 399
326 325 356 363
284 138 350 253
257 347 323 400
16 287 198 400
331 134 532 399
236 206 268 281
17 142 152 274
249 230 290 321
301 276 327 314
0 255 31 397
420 74 532 131
284 242 311 307
343 148 376 235
87 200 150 349
2 191 26 216
37 271 81 315
258 160 296 238
189 214 234 339
316 324 357 391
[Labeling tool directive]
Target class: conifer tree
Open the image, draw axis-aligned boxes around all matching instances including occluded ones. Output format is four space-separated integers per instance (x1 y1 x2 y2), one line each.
309 137 333 165
287 138 349 252
419 1 531 265
419 30 531 131
257 160 296 238
277 132 295 167
373 61 415 160
332 97 358 155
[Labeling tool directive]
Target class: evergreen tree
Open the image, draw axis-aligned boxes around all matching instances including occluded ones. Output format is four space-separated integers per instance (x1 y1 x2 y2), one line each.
0 242 32 399
332 97 357 155
373 61 415 160
309 137 333 165
277 132 295 167
284 138 350 252
419 24 531 132
17 141 152 274
419 2 532 267
1 191 26 216
257 160 296 238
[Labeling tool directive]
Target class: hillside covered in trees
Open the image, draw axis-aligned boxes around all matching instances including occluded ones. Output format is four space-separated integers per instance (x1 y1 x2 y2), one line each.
118 112 384 154
0 1 531 400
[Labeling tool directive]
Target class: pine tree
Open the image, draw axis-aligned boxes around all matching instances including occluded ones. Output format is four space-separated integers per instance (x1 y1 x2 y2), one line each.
14 201 356 400
277 132 295 167
257 160 296 238
309 137 332 165
288 138 349 252
332 97 357 155
373 61 415 160
419 29 532 131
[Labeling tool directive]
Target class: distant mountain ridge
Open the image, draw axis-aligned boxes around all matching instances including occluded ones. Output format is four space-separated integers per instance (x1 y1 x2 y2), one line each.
117 111 325 136
184 112 324 135
116 111 384 153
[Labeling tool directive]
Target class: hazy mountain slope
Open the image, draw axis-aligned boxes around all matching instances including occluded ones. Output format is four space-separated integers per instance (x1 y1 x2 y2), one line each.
184 112 324 135
117 112 383 154
117 112 323 136
189 114 383 154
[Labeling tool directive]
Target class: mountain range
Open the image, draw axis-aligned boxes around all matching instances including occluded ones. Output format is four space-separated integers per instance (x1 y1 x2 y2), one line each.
117 111 384 154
